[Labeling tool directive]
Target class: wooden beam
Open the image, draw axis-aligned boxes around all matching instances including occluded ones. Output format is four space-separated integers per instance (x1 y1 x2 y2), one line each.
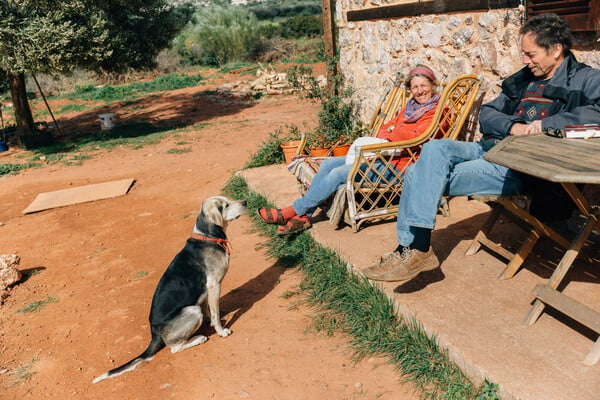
347 0 520 22
322 0 337 94
532 283 600 333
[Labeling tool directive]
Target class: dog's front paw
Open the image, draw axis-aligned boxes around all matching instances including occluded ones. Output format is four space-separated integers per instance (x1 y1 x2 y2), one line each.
217 328 232 337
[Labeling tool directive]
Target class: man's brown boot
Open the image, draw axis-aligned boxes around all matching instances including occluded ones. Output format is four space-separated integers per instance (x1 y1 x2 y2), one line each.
362 248 439 282
361 251 401 278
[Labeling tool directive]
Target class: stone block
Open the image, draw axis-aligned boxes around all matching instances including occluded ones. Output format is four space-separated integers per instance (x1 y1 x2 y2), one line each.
0 254 21 291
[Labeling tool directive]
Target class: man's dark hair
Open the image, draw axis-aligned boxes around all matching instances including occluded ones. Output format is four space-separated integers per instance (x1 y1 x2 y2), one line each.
520 13 573 56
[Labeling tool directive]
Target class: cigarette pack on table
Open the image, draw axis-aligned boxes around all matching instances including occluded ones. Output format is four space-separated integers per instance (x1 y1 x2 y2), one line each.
564 124 600 139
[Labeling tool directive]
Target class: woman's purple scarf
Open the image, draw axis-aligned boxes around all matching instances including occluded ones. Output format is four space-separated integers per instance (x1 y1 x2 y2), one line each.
403 93 440 123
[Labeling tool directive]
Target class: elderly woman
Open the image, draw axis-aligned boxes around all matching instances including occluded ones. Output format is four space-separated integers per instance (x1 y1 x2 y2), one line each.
259 65 441 235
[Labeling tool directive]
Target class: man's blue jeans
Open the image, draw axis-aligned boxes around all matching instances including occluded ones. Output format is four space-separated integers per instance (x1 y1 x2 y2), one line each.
396 139 529 247
293 156 399 216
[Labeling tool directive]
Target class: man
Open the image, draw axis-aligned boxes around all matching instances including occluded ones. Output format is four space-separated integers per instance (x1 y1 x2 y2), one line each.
363 13 600 282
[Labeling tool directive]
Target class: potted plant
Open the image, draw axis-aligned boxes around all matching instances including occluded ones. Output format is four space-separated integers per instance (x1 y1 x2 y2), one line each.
304 132 329 156
279 126 304 163
288 62 363 157
301 88 364 156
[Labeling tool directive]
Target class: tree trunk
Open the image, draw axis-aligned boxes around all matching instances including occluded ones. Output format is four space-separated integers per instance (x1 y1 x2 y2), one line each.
9 72 36 147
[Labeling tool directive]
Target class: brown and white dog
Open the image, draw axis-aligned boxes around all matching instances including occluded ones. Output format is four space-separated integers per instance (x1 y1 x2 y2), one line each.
93 196 246 383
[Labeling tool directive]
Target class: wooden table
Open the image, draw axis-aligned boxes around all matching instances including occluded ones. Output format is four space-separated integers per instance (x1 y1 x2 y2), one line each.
484 133 600 365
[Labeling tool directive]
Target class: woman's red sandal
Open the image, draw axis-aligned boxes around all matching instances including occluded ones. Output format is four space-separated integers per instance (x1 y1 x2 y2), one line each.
258 208 289 225
277 216 311 236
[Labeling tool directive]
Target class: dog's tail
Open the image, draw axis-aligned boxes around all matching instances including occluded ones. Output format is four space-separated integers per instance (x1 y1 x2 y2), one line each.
92 336 164 383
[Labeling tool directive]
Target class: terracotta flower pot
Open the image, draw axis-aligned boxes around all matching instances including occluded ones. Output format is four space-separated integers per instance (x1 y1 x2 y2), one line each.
309 147 330 157
281 140 302 164
332 144 351 157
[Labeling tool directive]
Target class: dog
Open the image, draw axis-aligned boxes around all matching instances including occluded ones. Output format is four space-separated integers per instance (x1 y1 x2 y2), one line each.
93 196 246 383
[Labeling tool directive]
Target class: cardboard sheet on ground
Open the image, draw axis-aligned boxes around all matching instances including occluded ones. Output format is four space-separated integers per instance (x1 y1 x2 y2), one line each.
22 178 135 214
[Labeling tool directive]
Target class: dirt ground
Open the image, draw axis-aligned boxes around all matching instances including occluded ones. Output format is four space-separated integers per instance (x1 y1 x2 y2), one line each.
0 65 419 399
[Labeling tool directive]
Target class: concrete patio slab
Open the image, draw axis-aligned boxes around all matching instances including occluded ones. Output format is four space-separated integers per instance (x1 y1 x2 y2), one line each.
238 164 600 400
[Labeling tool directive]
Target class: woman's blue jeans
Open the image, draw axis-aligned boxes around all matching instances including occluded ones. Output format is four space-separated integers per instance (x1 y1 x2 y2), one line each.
293 156 399 216
396 138 529 247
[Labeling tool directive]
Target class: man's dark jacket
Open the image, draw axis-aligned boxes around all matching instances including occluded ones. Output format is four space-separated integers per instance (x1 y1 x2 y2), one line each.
479 52 600 141
479 53 600 220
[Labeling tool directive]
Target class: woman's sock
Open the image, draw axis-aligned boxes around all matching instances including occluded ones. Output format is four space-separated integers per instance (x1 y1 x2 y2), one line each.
281 206 297 220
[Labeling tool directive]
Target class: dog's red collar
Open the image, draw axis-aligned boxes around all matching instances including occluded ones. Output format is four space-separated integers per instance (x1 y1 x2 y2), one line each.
190 233 232 255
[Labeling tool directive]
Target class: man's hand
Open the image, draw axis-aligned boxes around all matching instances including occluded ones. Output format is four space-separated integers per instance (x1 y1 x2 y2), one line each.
525 120 543 134
510 123 529 136
510 120 543 136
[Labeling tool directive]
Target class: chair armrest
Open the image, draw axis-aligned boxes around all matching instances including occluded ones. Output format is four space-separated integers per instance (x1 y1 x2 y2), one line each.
296 132 309 155
347 139 419 185
358 136 428 152
352 135 429 166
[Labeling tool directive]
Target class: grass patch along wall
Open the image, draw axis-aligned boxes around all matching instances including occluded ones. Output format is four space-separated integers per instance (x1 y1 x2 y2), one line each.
223 175 498 400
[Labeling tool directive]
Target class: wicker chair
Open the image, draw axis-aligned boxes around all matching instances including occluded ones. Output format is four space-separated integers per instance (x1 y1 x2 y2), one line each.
289 74 481 232
343 74 481 231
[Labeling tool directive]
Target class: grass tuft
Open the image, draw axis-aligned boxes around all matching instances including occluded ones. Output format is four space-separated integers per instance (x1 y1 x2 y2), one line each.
132 271 149 280
166 147 192 154
15 296 58 314
219 62 258 74
60 73 204 102
223 174 498 400
58 103 88 114
0 162 41 177
11 359 38 386
245 127 301 169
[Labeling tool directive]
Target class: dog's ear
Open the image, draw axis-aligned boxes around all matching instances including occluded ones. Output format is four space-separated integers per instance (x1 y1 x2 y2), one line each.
201 198 225 227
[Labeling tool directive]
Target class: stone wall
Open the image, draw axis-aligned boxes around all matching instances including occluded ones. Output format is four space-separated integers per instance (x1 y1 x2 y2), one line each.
335 2 600 123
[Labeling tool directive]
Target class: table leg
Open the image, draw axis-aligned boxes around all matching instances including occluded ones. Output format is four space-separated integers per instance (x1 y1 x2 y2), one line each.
465 206 502 256
500 198 571 249
525 214 598 325
562 182 592 215
500 229 540 280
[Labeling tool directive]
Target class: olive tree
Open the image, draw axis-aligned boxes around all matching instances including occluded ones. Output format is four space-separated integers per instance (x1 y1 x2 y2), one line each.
0 0 190 146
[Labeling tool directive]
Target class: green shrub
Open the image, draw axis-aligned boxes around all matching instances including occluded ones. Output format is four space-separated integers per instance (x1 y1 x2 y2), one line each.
257 21 280 40
278 15 322 38
246 0 322 20
257 15 322 40
174 6 262 67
